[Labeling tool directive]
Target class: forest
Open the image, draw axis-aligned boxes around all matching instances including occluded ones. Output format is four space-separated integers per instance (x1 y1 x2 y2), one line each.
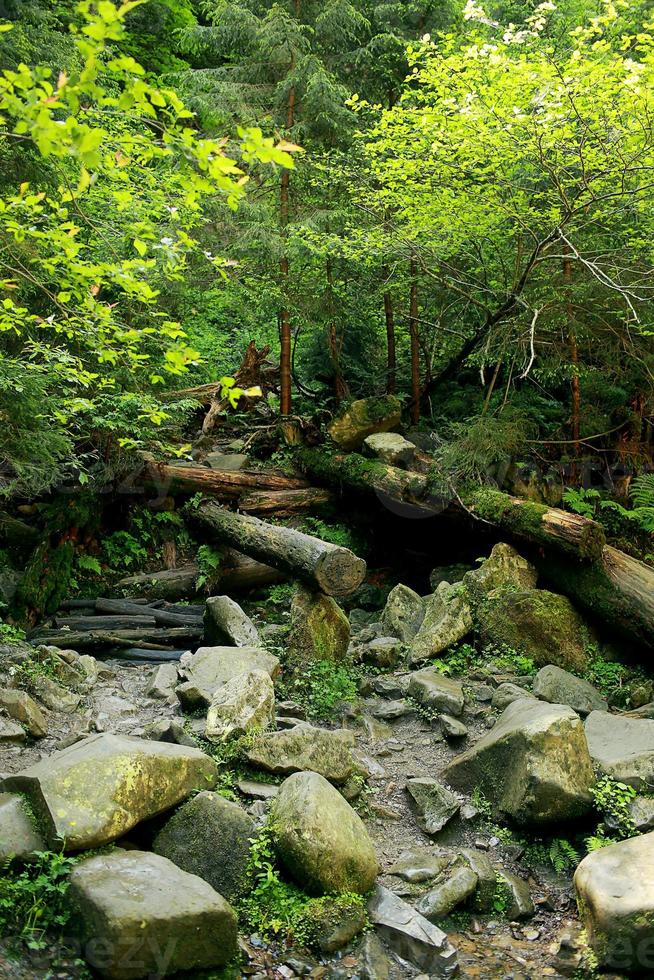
0 1 653 978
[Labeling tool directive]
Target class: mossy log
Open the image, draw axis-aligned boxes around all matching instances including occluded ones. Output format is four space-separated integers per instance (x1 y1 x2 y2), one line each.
28 626 202 650
140 460 309 500
216 550 287 591
535 545 654 648
94 598 202 627
185 500 366 597
238 488 332 517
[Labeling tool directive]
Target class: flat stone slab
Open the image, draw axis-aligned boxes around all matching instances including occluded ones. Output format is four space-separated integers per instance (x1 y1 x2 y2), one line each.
246 725 360 785
181 645 280 698
408 669 465 716
367 885 458 976
533 665 607 716
70 850 237 979
585 710 654 788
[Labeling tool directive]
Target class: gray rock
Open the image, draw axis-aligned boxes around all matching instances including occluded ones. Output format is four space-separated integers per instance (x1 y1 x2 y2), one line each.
29 675 80 713
328 395 402 451
246 725 361 784
363 432 416 467
360 636 403 669
204 595 259 647
205 668 275 741
381 584 425 643
370 699 416 721
585 711 654 788
492 682 536 711
181 645 280 698
70 850 238 978
153 791 255 902
574 831 654 970
440 714 468 740
629 796 654 832
416 865 479 920
358 933 393 980
147 663 179 700
0 690 47 738
456 849 496 912
175 680 211 712
143 719 197 748
360 675 410 700
272 771 378 895
408 668 465 717
1 732 217 850
0 717 26 742
367 885 458 976
205 452 249 471
443 699 594 826
533 665 607 716
387 847 451 883
496 869 535 920
0 792 45 862
408 582 473 664
406 778 460 835
287 588 350 666
236 779 279 800
306 895 368 952
462 543 537 603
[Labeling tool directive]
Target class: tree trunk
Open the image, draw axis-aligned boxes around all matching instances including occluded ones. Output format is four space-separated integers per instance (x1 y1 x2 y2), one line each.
185 500 366 597
382 266 396 395
27 626 202 650
139 460 309 500
202 341 272 434
279 66 297 416
94 598 202 627
217 550 287 591
564 251 581 476
50 615 157 631
326 257 349 401
238 488 332 517
409 257 421 425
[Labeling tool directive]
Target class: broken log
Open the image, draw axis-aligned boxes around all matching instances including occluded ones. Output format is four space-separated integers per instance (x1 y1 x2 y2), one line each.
110 648 186 662
94 598 202 627
185 501 366 597
28 626 202 650
238 488 332 517
216 551 287 591
50 615 157 631
140 460 309 500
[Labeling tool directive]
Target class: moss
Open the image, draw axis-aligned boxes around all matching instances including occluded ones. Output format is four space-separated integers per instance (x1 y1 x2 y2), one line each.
13 540 74 619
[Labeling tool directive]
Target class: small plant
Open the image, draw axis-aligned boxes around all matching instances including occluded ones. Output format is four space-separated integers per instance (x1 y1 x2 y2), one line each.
431 643 477 677
484 643 536 676
0 622 26 644
492 872 510 916
301 517 364 555
11 648 60 688
0 850 79 948
523 838 580 875
196 544 223 590
591 777 636 839
471 787 493 821
283 660 361 719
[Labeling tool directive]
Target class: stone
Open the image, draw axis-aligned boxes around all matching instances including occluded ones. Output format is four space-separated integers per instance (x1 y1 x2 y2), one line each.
367 885 458 976
358 933 392 980
181 645 280 698
328 395 402 451
492 682 536 712
246 725 360 784
443 699 594 826
584 710 654 788
70 850 237 979
381 584 425 643
272 771 378 895
477 587 589 672
417 865 479 920
440 714 468 740
359 636 402 669
153 791 255 902
408 668 465 717
236 779 279 800
629 796 654 832
456 849 497 912
147 663 178 700
387 847 451 883
370 699 416 721
205 452 249 471
0 717 25 742
363 431 416 467
205 669 275 741
574 832 654 970
408 582 473 664
533 665 607 716
0 792 45 862
175 680 211 712
360 674 410 699
462 542 537 603
406 778 460 835
303 896 368 952
1 732 217 850
143 719 197 748
204 595 259 647
29 674 80 713
287 588 350 665
429 565 470 590
496 869 535 920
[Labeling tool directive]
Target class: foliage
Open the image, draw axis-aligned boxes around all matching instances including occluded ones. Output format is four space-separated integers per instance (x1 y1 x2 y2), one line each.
0 621 26 643
563 486 654 537
282 658 361 719
591 777 637 840
0 850 79 948
195 543 223 590
523 837 580 876
301 516 363 554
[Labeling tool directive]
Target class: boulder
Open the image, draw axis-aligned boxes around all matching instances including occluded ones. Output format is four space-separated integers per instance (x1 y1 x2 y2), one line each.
287 588 350 665
456 848 497 912
1 733 217 850
363 432 416 467
387 847 451 883
0 717 26 742
496 869 535 920
440 714 468 740
443 699 594 826
205 668 275 741
147 663 178 700
416 865 478 920
272 771 378 895
533 665 607 716
381 584 425 643
204 595 259 647
367 885 458 976
70 850 237 979
328 395 402 451
175 681 211 713
359 636 402 669
492 682 536 712
462 543 537 603
0 792 45 862
246 725 360 784
205 452 249 471
153 791 255 902
408 668 465 717
143 719 197 748
585 711 654 789
181 645 280 698
358 933 393 980
477 587 589 672
303 895 368 952
575 832 654 970
0 689 47 738
406 778 460 835
29 674 80 713
408 582 473 664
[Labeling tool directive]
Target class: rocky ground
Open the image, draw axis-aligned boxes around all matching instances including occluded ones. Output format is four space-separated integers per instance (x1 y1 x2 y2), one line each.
1 540 652 979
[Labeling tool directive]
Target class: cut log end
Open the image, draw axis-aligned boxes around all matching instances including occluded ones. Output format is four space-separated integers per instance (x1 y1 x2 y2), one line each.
315 549 367 597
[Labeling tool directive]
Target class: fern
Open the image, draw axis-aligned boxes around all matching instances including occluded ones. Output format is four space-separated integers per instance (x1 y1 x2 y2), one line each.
548 838 579 874
630 474 654 508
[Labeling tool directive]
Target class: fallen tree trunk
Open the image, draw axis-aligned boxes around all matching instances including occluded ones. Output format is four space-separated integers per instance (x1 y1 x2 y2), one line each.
28 626 202 650
216 551 286 591
110 648 187 662
140 460 309 500
238 488 332 517
51 615 157 631
185 501 366 597
95 598 202 627
535 545 654 648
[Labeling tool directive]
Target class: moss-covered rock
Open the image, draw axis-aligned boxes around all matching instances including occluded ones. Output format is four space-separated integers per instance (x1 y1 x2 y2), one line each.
272 771 378 895
287 588 350 666
14 540 74 618
328 396 402 451
246 725 361 785
301 894 368 952
462 542 537 605
408 582 473 664
0 791 45 862
205 668 275 741
381 583 425 643
477 586 589 672
153 791 255 902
